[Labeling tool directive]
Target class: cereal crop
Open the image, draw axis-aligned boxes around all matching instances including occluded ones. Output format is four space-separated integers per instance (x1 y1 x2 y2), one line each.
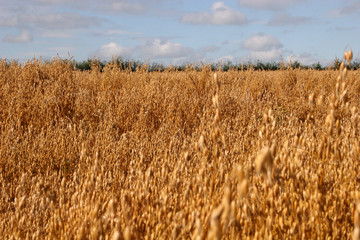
1 51 360 239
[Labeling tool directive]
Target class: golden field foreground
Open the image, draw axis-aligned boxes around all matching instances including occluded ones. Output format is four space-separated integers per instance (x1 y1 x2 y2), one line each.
1 58 360 239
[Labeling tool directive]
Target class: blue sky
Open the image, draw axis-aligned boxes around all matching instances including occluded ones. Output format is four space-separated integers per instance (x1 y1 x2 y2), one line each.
1 0 359 66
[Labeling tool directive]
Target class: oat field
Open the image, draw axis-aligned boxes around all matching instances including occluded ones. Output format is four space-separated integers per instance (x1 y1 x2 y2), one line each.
1 52 360 239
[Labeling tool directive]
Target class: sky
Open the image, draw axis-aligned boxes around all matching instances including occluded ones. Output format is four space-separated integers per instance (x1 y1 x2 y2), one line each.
1 0 360 66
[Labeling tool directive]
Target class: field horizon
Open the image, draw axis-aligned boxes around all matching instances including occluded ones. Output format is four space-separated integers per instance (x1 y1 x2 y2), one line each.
3 55 360 72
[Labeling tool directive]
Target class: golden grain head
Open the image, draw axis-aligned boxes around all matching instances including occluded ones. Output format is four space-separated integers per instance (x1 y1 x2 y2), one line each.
255 146 273 174
349 50 353 61
238 179 249 198
112 231 121 240
308 93 315 105
340 61 345 71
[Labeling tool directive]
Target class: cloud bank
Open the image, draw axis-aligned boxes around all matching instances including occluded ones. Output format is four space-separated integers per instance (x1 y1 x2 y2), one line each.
3 30 33 43
238 0 302 11
139 39 193 59
243 33 283 61
95 42 132 59
181 1 247 25
268 13 312 26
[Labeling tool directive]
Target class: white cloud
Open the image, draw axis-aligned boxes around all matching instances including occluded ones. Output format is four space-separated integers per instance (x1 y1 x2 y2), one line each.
0 12 101 29
92 29 143 37
110 2 145 13
243 33 283 61
93 30 129 36
139 38 192 59
238 0 303 11
95 0 146 14
327 26 356 32
286 53 317 66
39 30 74 38
0 17 18 27
30 0 73 4
23 13 101 29
199 45 221 53
181 1 247 25
327 1 360 18
95 42 132 59
268 13 312 26
249 49 283 61
217 55 235 62
243 33 282 51
3 30 33 43
14 0 147 15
